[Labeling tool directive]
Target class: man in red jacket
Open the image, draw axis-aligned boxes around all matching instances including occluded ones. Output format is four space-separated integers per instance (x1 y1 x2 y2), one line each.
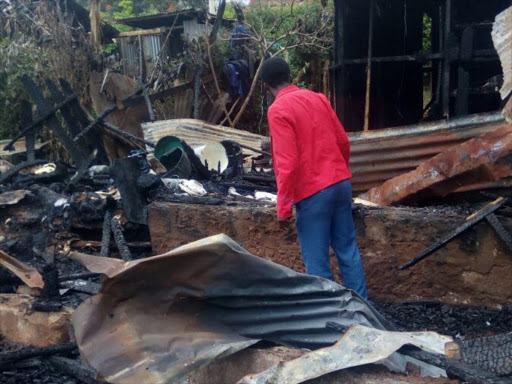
261 57 368 299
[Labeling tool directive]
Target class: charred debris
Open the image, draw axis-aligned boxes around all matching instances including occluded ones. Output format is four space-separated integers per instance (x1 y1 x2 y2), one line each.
1 0 512 384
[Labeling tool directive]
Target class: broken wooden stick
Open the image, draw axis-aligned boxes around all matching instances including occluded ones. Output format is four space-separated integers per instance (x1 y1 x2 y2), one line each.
0 159 48 184
48 356 99 384
59 272 100 282
100 210 112 257
3 94 77 152
405 348 512 384
111 216 132 261
485 213 512 254
400 197 507 270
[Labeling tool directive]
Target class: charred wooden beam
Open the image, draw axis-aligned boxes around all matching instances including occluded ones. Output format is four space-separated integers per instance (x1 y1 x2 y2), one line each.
73 105 118 143
111 157 148 225
103 121 155 148
20 100 35 162
100 210 112 257
69 150 97 186
442 0 452 118
400 197 507 270
58 79 109 164
0 159 48 184
461 332 512 376
48 356 99 384
404 348 512 384
3 94 77 152
59 272 100 282
111 216 132 261
140 81 155 122
486 213 512 254
21 76 86 166
0 343 77 368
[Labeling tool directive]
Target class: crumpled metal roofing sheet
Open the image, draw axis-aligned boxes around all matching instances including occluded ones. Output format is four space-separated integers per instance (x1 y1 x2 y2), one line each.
71 234 392 384
362 125 512 206
349 112 505 192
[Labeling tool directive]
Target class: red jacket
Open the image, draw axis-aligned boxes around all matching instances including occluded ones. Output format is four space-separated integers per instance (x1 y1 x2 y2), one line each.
268 85 352 218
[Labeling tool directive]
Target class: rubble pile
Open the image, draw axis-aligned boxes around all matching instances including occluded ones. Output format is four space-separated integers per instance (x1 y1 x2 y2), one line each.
3 3 512 381
0 70 512 384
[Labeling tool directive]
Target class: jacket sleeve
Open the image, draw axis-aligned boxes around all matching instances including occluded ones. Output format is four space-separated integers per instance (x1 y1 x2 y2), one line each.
320 95 350 165
268 106 298 219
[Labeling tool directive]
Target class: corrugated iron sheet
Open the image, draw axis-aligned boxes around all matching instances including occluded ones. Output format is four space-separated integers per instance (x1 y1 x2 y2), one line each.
142 119 265 155
71 235 392 384
492 6 512 99
349 112 505 192
362 125 512 206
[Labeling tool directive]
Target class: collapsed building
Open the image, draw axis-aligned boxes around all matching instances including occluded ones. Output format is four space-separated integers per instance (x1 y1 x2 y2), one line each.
1 1 512 384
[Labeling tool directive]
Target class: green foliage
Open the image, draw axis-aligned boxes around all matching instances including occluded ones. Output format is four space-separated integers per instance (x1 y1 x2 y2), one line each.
423 13 432 54
0 38 49 139
244 0 333 80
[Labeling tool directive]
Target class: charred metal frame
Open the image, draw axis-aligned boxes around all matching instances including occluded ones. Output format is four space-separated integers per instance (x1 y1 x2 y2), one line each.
332 0 512 132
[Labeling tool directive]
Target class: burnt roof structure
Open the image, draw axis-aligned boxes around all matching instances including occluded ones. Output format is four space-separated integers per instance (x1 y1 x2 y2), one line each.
332 0 511 133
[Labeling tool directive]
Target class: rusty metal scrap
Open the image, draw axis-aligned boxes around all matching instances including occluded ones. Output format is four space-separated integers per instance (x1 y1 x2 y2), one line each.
238 325 455 384
362 125 512 206
70 234 392 384
349 112 504 192
0 250 44 289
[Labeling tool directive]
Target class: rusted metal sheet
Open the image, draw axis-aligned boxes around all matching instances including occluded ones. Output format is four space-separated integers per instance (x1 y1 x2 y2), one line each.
362 125 512 206
0 250 44 289
493 6 512 100
349 112 505 192
239 325 454 384
71 234 392 384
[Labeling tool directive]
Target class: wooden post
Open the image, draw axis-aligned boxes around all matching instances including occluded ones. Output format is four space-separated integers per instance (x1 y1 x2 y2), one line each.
363 0 375 132
89 0 102 49
442 0 452 118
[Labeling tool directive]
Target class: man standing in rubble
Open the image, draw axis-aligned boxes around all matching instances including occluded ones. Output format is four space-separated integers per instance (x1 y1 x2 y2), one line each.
261 57 368 299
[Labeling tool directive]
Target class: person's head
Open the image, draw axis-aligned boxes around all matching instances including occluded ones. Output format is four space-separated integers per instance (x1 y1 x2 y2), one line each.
261 57 291 97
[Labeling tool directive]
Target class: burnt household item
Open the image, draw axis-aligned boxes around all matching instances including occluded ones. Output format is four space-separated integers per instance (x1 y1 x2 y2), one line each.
196 142 229 173
129 149 162 189
111 157 148 225
154 136 192 179
128 149 150 174
33 263 62 312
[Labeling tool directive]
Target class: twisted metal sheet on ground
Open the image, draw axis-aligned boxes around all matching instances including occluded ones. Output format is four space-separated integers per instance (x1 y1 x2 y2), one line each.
238 325 454 384
362 125 512 206
70 234 392 384
0 250 44 289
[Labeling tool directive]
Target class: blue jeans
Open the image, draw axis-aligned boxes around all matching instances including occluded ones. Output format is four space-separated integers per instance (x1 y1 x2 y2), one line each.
295 180 368 299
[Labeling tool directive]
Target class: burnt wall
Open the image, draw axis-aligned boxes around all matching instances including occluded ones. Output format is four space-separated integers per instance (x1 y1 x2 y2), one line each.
149 201 512 307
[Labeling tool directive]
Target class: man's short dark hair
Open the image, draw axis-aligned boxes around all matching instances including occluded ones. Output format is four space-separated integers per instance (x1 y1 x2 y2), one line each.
261 57 291 88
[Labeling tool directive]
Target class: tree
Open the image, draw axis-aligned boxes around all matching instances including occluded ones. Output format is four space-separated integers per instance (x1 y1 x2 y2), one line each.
205 0 333 128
